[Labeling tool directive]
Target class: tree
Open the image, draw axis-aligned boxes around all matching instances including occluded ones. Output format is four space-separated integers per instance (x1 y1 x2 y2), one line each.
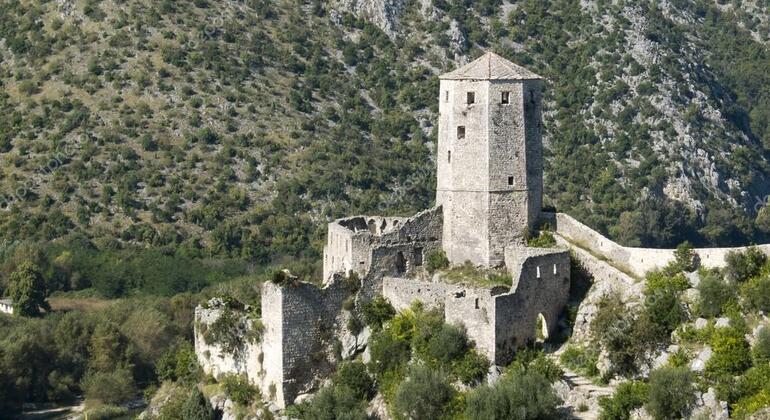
180 387 214 420
81 368 136 405
697 270 735 318
672 241 697 272
392 366 456 420
8 262 50 316
646 367 695 420
465 368 561 420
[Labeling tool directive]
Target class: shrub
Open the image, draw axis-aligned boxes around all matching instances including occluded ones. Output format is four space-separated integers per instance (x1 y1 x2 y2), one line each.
740 275 770 312
527 231 557 248
367 330 411 376
598 381 649 420
725 247 768 283
426 250 449 273
646 367 695 420
296 384 368 420
706 327 752 378
333 361 374 400
392 365 456 420
464 368 561 420
361 296 395 331
221 374 259 406
156 341 202 383
81 368 136 405
454 349 490 385
417 322 469 366
560 345 599 377
696 270 735 318
753 326 770 364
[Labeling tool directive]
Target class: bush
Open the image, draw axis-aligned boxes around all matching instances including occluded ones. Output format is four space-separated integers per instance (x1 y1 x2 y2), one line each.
740 275 770 312
296 384 368 420
367 330 411 376
81 368 136 405
221 374 259 406
646 367 695 420
454 349 490 385
333 361 374 400
725 247 768 283
426 250 449 273
464 368 561 420
598 381 649 420
696 270 735 318
706 327 752 378
361 295 396 331
560 345 599 378
156 341 201 383
392 365 456 420
753 326 770 364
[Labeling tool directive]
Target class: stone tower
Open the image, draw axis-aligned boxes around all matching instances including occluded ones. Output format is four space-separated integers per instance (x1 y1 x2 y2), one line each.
436 52 544 267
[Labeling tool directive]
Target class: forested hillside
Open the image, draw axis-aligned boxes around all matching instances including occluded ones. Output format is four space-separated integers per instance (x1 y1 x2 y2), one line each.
1 0 770 270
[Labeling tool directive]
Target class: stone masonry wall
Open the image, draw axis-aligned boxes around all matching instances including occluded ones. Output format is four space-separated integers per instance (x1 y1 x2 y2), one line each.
261 276 352 407
550 212 770 277
492 247 570 364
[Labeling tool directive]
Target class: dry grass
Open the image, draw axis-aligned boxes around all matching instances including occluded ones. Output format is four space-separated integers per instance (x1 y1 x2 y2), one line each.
48 297 114 312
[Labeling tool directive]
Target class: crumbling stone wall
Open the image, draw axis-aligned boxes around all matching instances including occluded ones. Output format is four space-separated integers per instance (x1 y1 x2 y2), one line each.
493 247 570 364
382 246 570 366
260 276 352 407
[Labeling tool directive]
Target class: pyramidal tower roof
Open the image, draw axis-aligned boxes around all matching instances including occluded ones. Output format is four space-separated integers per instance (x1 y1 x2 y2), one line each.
440 52 542 81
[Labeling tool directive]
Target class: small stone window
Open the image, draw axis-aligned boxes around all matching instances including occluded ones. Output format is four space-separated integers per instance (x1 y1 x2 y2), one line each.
457 126 465 140
395 251 406 275
529 91 536 104
501 91 510 104
553 264 558 275
445 91 449 102
447 151 451 163
536 266 541 279
508 176 514 186
475 298 479 309
467 91 475 104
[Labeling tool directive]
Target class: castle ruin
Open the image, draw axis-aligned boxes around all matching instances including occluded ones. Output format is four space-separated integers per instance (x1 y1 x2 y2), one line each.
195 53 571 408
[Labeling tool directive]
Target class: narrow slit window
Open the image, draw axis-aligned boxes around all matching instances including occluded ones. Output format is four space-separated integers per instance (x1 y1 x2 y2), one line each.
501 91 510 104
508 176 514 186
475 298 479 309
445 91 449 102
467 92 475 104
536 266 541 279
447 150 451 163
457 126 465 140
553 264 558 275
530 91 535 104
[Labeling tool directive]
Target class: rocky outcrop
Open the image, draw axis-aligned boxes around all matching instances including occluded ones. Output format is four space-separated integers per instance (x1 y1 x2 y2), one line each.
332 0 407 37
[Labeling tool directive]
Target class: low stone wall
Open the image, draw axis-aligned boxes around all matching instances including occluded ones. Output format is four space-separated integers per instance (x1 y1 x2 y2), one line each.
382 277 460 310
549 212 770 277
555 235 644 343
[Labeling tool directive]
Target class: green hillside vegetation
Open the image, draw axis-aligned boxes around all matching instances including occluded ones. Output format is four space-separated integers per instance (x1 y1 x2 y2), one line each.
0 0 768 268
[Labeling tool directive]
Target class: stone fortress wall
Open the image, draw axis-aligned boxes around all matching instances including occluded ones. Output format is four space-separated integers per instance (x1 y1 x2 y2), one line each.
382 246 569 365
548 212 770 277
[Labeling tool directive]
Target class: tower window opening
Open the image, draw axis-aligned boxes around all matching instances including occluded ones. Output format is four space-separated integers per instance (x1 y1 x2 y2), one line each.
445 91 449 102
536 266 541 279
475 298 479 309
467 92 475 104
530 91 535 104
447 151 451 163
457 126 465 140
508 176 514 186
501 91 510 104
553 264 558 275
